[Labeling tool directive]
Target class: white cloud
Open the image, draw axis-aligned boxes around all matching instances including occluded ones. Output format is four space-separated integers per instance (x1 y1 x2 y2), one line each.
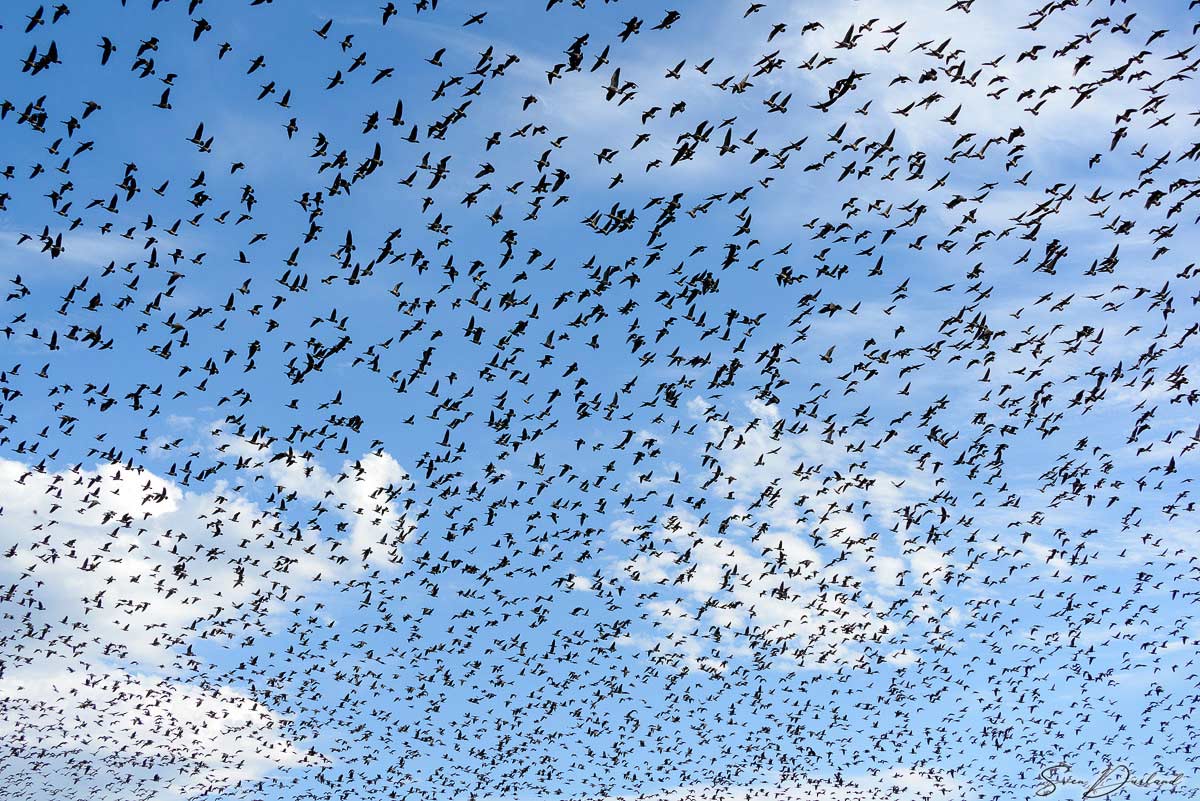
609 396 965 670
213 431 418 569
0 454 393 796
0 661 318 799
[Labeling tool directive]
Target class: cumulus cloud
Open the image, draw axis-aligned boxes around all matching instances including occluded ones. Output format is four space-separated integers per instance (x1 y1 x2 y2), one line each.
213 431 419 569
609 396 958 671
0 447 411 798
0 662 315 800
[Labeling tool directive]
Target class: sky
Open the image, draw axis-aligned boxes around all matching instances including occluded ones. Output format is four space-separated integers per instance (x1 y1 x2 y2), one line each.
1 0 1199 800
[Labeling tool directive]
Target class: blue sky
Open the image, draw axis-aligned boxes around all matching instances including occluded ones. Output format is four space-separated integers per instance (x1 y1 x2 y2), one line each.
1 1 1199 800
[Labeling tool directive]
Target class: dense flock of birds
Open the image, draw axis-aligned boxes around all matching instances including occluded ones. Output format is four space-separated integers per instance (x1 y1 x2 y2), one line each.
1 0 1199 799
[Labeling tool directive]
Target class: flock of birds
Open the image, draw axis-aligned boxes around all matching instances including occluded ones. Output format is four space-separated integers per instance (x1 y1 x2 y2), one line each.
0 0 1198 799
